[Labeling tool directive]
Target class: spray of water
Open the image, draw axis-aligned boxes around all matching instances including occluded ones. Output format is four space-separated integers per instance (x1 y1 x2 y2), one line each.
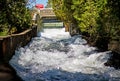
10 28 120 81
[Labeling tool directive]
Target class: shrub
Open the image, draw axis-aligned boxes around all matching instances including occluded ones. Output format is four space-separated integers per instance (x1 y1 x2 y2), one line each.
0 0 32 35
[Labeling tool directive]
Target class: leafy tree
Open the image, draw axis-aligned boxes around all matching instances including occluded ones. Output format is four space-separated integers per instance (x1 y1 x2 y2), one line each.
51 0 120 48
51 0 79 34
95 0 120 42
71 0 106 36
6 0 32 33
0 1 8 33
45 0 52 8
0 0 32 35
51 0 69 31
51 0 65 21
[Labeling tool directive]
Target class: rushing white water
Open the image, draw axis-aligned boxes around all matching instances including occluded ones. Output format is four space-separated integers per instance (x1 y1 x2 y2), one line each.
10 28 120 81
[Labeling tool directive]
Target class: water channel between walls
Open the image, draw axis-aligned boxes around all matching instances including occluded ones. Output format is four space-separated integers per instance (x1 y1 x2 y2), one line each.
10 28 120 81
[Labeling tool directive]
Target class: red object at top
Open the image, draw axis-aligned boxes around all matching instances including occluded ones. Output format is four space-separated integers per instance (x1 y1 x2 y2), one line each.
35 4 44 9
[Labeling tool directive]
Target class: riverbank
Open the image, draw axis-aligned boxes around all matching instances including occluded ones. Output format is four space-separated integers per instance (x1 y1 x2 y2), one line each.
82 35 120 69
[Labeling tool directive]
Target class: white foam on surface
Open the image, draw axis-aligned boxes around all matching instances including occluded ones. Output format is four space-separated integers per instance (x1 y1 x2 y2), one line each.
10 28 120 81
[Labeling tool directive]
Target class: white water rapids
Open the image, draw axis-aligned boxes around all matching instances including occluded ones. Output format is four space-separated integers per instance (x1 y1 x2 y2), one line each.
10 28 120 81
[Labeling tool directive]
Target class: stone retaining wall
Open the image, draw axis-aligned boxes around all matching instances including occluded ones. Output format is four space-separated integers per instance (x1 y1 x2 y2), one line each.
0 26 37 62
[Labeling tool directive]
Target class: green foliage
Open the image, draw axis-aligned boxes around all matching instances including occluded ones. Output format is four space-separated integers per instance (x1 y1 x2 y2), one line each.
97 0 120 41
51 0 120 43
51 0 74 22
0 0 32 35
51 0 65 21
71 0 106 36
45 0 52 8
51 0 78 33
107 0 120 41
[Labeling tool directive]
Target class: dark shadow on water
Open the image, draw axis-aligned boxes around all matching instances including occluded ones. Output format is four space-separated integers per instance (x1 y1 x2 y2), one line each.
105 51 120 69
0 62 23 81
29 69 118 81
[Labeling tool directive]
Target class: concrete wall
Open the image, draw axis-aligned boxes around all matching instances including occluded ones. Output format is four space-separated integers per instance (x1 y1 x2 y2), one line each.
0 26 37 62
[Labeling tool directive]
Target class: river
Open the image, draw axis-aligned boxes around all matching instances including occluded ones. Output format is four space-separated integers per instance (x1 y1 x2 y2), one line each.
10 28 120 81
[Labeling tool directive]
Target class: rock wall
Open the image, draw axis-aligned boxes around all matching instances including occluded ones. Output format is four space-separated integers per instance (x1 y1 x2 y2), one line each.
108 41 120 54
0 26 37 62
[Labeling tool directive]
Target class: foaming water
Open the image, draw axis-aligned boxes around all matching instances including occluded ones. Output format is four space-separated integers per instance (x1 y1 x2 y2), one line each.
10 28 120 81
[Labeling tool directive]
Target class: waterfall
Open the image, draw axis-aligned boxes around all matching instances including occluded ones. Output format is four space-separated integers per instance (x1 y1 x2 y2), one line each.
10 28 120 81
